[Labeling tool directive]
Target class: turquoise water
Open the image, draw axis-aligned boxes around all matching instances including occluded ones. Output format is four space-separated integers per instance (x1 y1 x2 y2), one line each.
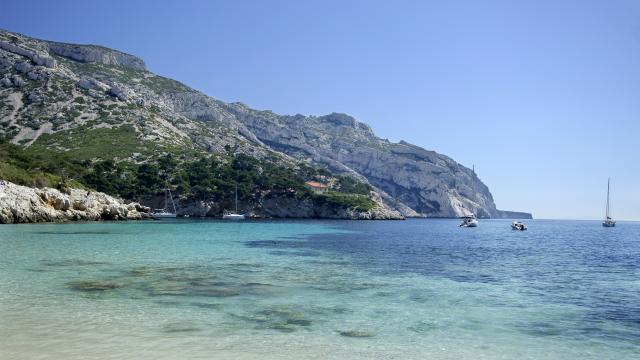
0 219 638 359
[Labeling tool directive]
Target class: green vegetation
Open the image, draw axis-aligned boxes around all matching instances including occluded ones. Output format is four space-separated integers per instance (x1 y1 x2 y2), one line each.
0 132 377 214
28 125 147 160
0 140 86 188
314 192 376 212
141 74 188 93
335 175 371 195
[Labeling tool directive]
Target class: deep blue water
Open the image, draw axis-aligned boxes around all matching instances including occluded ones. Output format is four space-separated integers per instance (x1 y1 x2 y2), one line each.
253 219 640 340
0 218 638 359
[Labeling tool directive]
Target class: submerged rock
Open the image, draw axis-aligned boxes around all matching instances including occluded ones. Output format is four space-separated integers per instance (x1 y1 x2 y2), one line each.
286 318 312 326
189 302 223 309
230 306 314 333
66 280 121 292
339 330 376 338
162 322 201 333
268 324 296 333
189 287 240 298
407 320 439 333
41 259 109 267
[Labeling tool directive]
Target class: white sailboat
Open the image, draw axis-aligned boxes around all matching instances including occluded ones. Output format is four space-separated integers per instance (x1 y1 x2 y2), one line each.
223 185 246 220
460 164 479 228
602 178 616 227
151 188 177 219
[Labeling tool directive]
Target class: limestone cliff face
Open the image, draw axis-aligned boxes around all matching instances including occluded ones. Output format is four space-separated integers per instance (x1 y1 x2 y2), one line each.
46 42 147 70
0 180 150 224
217 108 498 218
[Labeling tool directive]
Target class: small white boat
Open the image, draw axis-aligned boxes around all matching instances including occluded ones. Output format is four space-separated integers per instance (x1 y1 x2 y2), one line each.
459 214 478 227
511 221 527 231
602 178 616 227
151 211 176 219
222 213 246 220
223 185 246 220
151 188 177 219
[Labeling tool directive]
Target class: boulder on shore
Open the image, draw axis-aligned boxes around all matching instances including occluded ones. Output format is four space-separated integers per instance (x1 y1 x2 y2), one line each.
0 180 150 224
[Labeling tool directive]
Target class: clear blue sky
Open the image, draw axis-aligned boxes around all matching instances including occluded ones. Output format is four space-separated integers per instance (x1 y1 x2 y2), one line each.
2 0 639 220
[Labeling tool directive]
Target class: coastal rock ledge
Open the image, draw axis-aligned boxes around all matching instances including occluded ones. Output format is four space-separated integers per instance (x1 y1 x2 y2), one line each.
0 180 150 224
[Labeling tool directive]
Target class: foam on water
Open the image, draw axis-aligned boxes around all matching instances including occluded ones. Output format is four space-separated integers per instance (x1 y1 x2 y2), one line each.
0 219 638 359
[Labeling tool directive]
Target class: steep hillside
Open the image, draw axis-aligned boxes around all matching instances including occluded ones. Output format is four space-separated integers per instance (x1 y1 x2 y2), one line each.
0 29 530 219
221 107 498 218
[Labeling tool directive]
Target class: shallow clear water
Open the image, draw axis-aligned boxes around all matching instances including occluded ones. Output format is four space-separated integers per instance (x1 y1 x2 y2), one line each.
0 219 638 359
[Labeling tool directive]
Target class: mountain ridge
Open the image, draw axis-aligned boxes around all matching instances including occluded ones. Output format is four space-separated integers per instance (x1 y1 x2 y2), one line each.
0 28 531 219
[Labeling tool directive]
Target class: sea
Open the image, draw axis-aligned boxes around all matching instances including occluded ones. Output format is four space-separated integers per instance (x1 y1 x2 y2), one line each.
0 219 638 359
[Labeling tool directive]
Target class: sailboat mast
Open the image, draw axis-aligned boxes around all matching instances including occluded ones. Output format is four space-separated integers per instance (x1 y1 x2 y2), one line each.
472 164 475 195
169 189 176 214
235 185 238 213
606 178 610 219
164 188 168 212
472 164 477 205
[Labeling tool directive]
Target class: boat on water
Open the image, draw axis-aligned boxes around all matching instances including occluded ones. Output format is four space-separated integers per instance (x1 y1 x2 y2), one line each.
222 213 246 220
459 166 479 228
459 214 478 227
602 178 616 227
150 188 177 219
511 221 527 231
223 185 246 220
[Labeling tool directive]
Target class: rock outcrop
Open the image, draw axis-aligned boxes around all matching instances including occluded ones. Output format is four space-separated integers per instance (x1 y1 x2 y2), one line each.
496 210 533 219
46 41 146 70
0 180 150 224
0 39 57 68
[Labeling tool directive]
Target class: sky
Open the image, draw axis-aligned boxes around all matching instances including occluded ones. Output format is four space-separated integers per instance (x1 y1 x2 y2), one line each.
1 0 639 220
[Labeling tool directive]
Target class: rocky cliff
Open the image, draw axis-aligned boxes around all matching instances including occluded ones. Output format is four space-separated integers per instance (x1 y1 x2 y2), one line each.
47 42 146 70
219 107 498 218
0 180 150 224
0 28 530 219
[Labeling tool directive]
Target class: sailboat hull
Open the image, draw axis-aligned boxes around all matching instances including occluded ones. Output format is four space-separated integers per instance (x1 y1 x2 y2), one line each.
223 185 246 220
151 213 177 219
602 221 616 227
152 189 177 219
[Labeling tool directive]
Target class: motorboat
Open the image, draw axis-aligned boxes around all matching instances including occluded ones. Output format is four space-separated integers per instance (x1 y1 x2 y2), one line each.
511 221 527 230
150 188 177 219
459 214 478 227
602 178 616 227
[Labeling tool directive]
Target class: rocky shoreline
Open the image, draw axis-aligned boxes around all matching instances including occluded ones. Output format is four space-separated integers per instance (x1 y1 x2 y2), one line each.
0 180 150 224
0 180 404 224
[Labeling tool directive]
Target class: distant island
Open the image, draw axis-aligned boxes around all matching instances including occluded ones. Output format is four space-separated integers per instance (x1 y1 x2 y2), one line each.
0 29 531 222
